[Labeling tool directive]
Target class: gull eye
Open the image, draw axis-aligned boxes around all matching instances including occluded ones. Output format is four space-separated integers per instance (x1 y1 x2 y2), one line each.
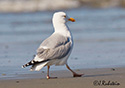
64 15 66 18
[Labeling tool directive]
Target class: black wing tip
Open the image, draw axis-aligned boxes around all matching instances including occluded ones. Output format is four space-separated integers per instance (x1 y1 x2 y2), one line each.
22 63 30 68
22 59 50 69
22 65 25 68
22 65 27 68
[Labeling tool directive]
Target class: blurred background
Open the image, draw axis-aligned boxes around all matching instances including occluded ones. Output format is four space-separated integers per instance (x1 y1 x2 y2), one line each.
0 0 125 12
0 0 125 79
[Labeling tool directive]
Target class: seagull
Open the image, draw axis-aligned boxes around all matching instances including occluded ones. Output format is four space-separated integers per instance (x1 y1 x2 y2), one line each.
22 11 83 79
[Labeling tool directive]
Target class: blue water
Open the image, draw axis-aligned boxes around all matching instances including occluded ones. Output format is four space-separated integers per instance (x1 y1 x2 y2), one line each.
0 8 125 79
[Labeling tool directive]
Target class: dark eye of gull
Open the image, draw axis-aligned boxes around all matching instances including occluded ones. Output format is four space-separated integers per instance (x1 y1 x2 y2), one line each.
64 15 66 18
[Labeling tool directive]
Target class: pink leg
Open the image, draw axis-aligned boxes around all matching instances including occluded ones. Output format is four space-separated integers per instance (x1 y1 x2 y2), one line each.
46 66 57 79
66 64 84 77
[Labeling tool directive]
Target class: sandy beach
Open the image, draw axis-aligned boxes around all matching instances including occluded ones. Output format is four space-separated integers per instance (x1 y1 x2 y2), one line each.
0 67 125 88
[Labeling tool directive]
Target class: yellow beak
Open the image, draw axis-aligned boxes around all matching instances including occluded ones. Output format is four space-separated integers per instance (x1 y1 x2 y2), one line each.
68 18 75 22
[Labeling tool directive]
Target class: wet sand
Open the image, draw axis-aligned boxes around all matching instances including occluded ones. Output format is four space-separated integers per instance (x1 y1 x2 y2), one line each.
0 67 125 88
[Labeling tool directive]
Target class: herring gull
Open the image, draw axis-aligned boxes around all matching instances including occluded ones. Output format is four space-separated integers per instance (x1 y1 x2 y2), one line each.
22 11 83 79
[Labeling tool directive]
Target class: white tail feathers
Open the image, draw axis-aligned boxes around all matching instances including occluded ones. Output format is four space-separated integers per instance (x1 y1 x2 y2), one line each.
30 62 48 71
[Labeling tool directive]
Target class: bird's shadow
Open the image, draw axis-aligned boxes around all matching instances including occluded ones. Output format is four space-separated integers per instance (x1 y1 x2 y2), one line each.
83 74 112 77
83 73 121 78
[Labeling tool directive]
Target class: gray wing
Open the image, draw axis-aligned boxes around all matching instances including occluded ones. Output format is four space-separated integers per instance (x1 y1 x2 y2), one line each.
39 33 70 48
36 33 72 60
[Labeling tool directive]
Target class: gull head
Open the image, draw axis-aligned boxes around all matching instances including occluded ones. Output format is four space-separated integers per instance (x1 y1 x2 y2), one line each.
52 11 75 24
